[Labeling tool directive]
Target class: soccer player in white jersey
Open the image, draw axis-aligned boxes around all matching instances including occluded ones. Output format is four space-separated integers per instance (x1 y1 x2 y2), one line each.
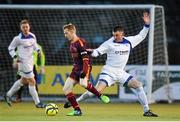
64 12 158 117
4 19 46 108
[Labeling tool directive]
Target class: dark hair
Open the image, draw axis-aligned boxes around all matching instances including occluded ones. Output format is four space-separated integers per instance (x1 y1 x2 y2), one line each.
113 25 124 32
20 19 30 26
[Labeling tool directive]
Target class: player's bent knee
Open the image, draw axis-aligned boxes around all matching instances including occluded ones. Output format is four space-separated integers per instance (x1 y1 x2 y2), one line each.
138 81 142 87
21 77 28 85
63 77 74 94
62 85 70 93
28 78 36 86
63 88 72 95
133 81 142 88
63 85 73 95
128 79 142 89
96 81 107 93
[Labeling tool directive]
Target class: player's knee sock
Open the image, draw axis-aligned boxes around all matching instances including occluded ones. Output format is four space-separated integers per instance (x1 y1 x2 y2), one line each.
86 83 101 97
7 79 23 97
135 86 149 112
28 85 40 105
66 92 81 111
77 91 94 102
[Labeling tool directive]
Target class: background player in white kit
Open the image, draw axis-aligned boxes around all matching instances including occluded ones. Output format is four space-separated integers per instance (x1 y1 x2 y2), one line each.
4 19 46 108
64 12 158 117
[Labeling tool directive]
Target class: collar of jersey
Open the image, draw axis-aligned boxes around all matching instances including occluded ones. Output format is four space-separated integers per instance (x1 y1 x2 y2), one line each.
113 38 130 44
21 33 34 39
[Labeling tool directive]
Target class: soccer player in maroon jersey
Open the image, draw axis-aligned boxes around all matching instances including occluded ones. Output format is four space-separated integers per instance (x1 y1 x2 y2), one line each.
63 23 109 116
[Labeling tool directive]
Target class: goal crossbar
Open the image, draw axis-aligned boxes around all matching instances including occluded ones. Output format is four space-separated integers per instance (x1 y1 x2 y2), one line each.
0 4 163 9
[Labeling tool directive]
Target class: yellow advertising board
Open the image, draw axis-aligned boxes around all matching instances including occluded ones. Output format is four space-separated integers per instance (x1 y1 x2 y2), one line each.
37 65 118 95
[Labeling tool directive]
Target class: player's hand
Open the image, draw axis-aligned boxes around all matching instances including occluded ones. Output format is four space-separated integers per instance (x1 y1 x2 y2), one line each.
40 67 45 74
86 48 93 53
12 57 20 69
143 12 150 25
79 72 88 87
80 77 88 88
38 51 41 59
86 48 93 52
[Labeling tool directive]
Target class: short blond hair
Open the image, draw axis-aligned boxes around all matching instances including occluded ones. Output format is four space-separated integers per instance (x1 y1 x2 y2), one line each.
63 23 76 31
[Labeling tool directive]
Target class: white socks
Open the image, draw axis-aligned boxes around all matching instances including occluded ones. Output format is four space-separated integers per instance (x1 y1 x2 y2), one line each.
6 79 40 105
28 85 40 105
7 79 23 97
135 86 149 112
77 91 94 102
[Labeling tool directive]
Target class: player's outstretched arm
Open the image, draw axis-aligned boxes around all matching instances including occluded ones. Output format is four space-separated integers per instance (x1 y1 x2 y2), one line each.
87 48 102 57
125 12 150 48
87 38 110 57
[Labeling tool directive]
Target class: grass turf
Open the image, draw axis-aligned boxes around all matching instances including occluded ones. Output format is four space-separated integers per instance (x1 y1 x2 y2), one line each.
0 102 180 121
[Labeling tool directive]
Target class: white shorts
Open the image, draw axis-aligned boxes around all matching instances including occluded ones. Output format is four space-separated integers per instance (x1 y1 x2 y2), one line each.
18 60 34 78
98 65 133 87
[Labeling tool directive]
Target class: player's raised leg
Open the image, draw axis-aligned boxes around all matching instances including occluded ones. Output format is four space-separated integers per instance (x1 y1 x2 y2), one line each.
80 81 109 104
79 66 110 104
127 78 158 117
64 81 108 108
81 81 108 102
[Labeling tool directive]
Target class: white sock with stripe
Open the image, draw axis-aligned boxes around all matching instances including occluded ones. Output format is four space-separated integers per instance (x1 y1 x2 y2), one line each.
28 85 40 105
135 86 149 112
7 79 23 97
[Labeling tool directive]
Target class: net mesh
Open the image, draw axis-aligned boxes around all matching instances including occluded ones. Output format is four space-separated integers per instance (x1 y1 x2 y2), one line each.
0 6 168 101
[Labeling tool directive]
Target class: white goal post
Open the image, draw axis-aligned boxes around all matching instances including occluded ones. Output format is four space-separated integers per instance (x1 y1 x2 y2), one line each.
0 5 170 103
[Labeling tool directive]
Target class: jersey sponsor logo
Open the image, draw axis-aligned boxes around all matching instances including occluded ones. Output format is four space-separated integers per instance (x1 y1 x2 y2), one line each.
114 44 120 46
115 50 129 55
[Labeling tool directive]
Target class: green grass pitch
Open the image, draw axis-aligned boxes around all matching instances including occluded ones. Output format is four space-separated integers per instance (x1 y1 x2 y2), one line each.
0 102 180 121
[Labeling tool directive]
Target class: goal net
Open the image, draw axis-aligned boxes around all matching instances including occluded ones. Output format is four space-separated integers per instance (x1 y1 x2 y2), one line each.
0 5 170 103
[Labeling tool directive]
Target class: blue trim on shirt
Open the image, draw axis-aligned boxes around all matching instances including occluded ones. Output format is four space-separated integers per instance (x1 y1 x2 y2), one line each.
21 33 35 39
144 24 150 28
113 39 129 44
113 38 132 53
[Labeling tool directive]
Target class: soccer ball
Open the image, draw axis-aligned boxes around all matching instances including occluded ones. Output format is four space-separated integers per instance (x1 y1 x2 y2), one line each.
45 103 58 116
